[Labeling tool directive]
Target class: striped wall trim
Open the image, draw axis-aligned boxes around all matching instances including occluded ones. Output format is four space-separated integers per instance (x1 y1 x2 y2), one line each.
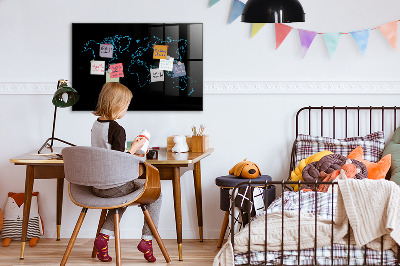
1 81 400 95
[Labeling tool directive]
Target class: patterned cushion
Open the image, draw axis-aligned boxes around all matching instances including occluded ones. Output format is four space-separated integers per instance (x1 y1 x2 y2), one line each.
295 131 385 166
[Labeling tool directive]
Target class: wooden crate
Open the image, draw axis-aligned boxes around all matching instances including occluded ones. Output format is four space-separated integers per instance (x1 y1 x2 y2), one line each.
167 135 192 151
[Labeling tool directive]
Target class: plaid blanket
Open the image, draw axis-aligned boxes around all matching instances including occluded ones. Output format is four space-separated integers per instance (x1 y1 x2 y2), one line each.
234 191 397 265
234 244 397 265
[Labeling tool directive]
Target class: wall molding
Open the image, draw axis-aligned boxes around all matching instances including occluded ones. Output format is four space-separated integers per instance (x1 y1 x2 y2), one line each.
203 81 400 94
1 81 400 95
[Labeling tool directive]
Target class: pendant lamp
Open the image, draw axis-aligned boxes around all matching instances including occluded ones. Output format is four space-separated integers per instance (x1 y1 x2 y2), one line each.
241 0 305 23
38 79 80 154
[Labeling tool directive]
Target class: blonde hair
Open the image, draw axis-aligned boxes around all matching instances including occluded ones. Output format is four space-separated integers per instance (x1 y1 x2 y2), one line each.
93 82 133 120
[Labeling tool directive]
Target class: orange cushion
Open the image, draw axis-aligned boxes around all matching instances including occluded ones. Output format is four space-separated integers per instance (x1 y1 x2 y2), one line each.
347 146 391 180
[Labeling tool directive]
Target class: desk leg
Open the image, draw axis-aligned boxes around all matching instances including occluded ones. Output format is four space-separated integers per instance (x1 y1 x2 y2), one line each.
172 167 183 261
56 178 64 241
20 165 35 259
193 161 203 242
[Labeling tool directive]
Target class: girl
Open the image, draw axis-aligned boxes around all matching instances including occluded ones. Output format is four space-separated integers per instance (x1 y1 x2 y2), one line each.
91 82 162 263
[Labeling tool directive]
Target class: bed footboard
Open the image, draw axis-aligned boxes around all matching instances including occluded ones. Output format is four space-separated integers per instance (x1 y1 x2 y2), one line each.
230 180 400 266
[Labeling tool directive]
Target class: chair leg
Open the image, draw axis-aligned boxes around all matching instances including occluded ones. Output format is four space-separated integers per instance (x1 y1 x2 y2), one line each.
60 208 88 266
91 209 108 258
217 211 230 248
114 209 121 266
141 205 171 263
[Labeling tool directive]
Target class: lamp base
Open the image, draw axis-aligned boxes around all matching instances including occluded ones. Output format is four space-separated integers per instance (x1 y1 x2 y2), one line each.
38 137 76 154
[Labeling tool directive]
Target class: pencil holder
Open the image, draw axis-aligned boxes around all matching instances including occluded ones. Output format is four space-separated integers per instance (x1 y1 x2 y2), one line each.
191 135 209 153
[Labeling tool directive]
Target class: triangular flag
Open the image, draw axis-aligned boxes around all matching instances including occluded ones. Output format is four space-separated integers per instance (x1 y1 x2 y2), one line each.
378 21 398 50
298 29 317 58
209 0 220 7
251 23 266 38
323 33 341 58
229 0 245 24
275 23 293 49
351 29 370 55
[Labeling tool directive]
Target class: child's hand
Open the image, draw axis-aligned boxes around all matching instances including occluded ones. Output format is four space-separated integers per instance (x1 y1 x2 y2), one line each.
128 137 147 154
134 149 149 157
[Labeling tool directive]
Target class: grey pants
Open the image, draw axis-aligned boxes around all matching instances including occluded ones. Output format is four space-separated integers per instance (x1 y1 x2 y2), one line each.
92 180 162 240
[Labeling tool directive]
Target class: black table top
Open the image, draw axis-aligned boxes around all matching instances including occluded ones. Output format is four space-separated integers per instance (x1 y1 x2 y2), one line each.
215 175 272 188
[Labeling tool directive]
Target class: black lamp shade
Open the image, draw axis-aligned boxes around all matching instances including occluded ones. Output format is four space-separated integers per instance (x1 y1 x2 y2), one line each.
52 84 79 108
241 0 305 23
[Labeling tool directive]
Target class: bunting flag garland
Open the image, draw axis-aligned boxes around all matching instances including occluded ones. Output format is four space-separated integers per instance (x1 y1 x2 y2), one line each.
229 0 245 24
298 29 317 58
210 5 400 57
209 0 220 7
275 23 293 49
378 21 398 50
323 33 341 58
351 29 370 55
251 23 266 38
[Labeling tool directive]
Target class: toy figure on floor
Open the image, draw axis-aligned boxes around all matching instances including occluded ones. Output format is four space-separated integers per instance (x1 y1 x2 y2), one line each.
1 192 44 247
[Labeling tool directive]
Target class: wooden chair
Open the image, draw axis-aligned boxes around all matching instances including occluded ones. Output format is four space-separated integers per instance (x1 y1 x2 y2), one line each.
60 146 171 265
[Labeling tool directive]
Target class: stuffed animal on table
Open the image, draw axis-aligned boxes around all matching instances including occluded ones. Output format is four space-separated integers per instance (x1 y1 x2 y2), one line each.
172 135 189 153
229 159 261 179
1 192 44 247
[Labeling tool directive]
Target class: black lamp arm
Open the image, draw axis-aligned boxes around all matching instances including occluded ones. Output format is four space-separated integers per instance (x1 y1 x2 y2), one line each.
38 137 76 154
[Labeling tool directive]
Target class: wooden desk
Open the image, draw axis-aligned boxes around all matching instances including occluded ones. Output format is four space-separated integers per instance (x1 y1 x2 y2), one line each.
10 147 213 261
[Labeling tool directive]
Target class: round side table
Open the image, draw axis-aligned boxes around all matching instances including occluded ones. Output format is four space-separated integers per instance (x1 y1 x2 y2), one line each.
215 175 275 248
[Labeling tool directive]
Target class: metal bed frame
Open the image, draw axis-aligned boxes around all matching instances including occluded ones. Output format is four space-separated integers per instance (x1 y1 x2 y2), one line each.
230 106 400 266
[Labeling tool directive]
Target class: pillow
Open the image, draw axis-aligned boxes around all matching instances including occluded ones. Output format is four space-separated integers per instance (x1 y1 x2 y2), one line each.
302 154 368 190
289 150 333 191
295 131 385 166
347 146 391 180
382 126 400 184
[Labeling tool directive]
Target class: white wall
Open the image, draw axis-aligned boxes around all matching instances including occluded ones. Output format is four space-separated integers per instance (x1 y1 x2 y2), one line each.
1 0 400 240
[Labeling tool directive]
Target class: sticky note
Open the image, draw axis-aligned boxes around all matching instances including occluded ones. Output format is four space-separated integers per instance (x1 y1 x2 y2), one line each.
100 44 113 58
173 63 186 77
150 69 164 82
153 45 168 59
106 72 119 82
90 61 105 75
109 63 124 78
159 57 174 71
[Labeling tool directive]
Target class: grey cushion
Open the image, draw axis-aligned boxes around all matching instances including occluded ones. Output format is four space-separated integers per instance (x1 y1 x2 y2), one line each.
62 146 145 188
69 180 145 208
382 126 400 184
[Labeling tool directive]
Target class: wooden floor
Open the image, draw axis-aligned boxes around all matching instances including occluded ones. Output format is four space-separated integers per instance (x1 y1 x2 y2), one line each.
0 239 221 265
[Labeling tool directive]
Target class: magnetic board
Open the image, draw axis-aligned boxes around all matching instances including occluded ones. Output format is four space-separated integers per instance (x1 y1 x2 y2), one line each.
72 23 203 111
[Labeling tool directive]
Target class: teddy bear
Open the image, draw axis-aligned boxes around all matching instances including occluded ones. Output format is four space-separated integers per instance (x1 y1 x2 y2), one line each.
229 159 261 179
172 135 189 153
1 192 44 247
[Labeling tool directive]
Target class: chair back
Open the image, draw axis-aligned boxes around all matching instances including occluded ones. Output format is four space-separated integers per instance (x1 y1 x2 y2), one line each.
62 146 145 188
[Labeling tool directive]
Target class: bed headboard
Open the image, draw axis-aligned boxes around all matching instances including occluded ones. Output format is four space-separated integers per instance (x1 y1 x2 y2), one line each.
290 106 400 179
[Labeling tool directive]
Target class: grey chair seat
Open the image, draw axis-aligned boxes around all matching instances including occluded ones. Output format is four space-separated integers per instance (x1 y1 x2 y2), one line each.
69 180 145 208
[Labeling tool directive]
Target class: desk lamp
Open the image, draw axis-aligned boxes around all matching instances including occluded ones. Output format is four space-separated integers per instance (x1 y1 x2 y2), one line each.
241 0 305 23
38 79 79 154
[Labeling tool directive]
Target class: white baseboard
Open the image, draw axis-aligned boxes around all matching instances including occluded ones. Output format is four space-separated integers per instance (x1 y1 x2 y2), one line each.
1 81 400 94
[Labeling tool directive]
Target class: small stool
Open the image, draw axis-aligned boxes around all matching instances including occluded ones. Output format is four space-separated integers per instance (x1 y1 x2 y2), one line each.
215 175 275 248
